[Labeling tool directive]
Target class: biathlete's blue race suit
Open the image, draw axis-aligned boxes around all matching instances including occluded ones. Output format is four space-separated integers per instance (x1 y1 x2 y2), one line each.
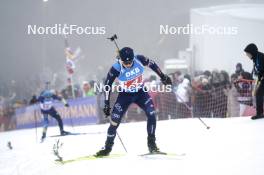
96 47 172 156
38 90 70 141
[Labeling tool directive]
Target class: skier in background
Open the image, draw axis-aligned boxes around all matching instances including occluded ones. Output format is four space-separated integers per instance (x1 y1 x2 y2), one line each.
38 82 70 142
96 47 172 156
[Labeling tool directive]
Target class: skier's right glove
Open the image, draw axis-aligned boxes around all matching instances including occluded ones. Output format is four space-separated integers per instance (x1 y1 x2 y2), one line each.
103 104 111 117
161 74 172 85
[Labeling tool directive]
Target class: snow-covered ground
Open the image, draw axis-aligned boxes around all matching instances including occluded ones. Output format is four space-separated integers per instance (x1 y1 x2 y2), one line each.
0 117 264 175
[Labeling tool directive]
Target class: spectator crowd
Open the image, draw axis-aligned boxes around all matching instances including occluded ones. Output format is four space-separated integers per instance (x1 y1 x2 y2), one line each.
0 62 257 131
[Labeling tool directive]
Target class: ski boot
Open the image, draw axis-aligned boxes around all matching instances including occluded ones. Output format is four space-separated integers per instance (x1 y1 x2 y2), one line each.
95 141 113 157
40 132 46 143
148 135 160 153
60 130 71 136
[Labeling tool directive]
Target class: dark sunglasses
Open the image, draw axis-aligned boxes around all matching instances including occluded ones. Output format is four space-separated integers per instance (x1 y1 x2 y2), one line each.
123 60 133 65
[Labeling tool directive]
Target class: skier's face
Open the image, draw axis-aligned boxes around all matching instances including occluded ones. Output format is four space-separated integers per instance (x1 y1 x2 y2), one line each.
122 60 133 68
246 52 252 59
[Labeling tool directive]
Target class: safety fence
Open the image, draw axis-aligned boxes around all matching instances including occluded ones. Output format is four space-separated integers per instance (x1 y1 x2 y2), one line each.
0 79 257 131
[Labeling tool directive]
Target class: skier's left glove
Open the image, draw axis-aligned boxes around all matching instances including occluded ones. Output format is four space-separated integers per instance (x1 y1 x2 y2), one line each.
62 98 69 107
103 104 111 117
161 74 172 85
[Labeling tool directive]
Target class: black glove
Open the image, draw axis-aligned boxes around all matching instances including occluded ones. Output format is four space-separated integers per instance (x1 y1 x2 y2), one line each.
161 74 172 85
103 104 111 117
65 103 70 107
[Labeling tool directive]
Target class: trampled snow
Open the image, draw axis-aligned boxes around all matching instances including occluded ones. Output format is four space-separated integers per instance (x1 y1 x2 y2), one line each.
1 117 264 175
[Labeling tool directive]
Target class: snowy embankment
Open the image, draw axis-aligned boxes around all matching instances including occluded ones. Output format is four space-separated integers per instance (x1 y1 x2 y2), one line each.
0 117 264 175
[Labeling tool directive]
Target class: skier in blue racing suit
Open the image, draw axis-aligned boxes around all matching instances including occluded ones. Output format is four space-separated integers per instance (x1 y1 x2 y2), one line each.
38 83 70 142
96 47 172 156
